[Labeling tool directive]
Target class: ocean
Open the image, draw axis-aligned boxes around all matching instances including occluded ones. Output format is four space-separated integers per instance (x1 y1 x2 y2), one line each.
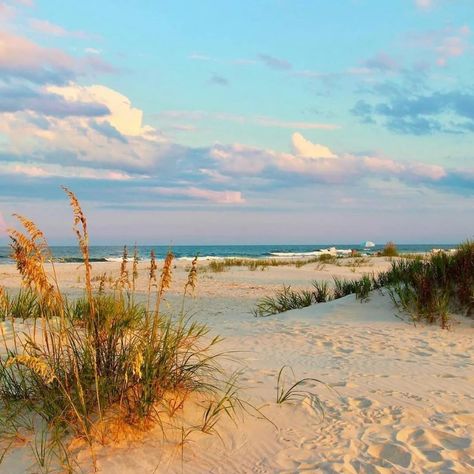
0 243 458 264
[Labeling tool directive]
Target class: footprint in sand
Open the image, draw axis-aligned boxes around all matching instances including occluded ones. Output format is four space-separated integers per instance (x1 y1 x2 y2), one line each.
346 396 374 410
367 442 412 469
397 426 471 452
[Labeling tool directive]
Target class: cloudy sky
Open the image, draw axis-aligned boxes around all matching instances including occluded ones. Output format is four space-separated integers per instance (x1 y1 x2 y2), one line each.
0 0 473 244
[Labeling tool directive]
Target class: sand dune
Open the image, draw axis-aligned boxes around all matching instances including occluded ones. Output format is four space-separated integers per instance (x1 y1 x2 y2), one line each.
1 260 473 473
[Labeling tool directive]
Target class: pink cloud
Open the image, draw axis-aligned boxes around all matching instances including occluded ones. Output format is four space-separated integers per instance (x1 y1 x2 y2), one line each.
210 133 449 186
436 28 470 66
0 161 136 181
406 26 470 67
408 163 446 180
0 31 115 83
415 0 433 9
154 187 245 204
29 18 88 39
0 31 75 81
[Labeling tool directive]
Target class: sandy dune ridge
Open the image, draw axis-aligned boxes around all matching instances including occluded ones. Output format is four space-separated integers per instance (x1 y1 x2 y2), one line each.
0 258 473 473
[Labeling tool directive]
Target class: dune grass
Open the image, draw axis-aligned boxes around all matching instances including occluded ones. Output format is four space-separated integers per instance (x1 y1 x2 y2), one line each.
380 241 399 257
383 242 474 328
254 242 474 328
206 254 352 273
0 188 244 472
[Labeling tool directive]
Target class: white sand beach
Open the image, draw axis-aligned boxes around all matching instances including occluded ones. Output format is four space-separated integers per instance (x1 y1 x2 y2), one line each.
1 258 473 473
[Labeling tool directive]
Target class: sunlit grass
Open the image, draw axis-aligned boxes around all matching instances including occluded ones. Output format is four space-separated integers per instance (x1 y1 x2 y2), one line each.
0 188 245 472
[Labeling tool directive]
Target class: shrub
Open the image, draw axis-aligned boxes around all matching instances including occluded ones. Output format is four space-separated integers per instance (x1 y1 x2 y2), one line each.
381 241 398 257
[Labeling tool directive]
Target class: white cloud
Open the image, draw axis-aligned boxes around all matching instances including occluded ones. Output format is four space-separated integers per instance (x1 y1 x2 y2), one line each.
47 84 158 138
0 161 137 180
291 132 337 158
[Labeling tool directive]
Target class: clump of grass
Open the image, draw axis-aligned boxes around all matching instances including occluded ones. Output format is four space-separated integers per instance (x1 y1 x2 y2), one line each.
312 281 331 303
317 254 338 264
332 277 358 299
253 273 381 317
354 275 372 302
208 260 226 272
382 243 474 328
252 285 314 317
206 254 350 273
381 241 398 257
0 188 241 472
0 289 41 321
275 366 332 420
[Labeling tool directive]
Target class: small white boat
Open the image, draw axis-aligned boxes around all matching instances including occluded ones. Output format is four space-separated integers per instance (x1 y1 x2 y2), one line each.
363 241 375 248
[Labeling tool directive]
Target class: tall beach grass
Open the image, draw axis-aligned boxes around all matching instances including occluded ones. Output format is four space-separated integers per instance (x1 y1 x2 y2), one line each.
0 188 243 472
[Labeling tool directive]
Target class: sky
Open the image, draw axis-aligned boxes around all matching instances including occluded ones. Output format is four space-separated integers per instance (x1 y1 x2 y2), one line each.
0 0 473 245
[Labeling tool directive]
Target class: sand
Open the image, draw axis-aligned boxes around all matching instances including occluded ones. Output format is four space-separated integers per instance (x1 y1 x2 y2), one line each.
1 257 473 473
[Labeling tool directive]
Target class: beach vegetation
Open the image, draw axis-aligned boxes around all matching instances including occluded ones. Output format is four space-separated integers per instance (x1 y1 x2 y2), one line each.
0 188 244 472
275 366 330 420
381 241 399 257
254 241 473 327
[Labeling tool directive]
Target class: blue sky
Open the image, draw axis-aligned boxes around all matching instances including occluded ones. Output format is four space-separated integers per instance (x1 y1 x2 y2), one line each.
0 0 473 244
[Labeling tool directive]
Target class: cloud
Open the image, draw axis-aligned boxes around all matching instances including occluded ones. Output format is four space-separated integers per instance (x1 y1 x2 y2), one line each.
158 110 338 131
153 187 245 204
0 31 116 84
351 86 474 134
257 53 292 71
0 161 135 180
29 18 88 38
0 83 110 117
0 83 171 174
209 74 229 86
291 132 337 159
209 133 456 189
362 52 399 72
415 0 433 9
47 84 156 138
189 53 214 62
436 27 470 66
405 25 470 67
0 31 76 84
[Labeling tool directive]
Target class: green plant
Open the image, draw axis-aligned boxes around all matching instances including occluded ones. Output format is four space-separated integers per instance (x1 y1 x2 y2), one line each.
275 366 328 419
354 275 372 302
0 188 242 472
252 286 314 317
312 281 331 303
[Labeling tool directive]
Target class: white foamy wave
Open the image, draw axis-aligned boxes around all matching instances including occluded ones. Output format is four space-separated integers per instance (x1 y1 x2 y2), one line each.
270 247 353 258
270 251 323 258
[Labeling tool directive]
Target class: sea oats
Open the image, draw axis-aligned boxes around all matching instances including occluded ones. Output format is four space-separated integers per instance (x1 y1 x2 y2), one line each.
159 251 174 297
7 354 56 385
185 256 198 295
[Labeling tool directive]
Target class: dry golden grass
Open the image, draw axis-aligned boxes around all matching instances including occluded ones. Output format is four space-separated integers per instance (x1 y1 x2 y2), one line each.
0 188 242 473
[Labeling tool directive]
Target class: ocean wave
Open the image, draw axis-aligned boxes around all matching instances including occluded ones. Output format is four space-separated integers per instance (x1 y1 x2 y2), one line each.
270 251 323 258
270 248 354 258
